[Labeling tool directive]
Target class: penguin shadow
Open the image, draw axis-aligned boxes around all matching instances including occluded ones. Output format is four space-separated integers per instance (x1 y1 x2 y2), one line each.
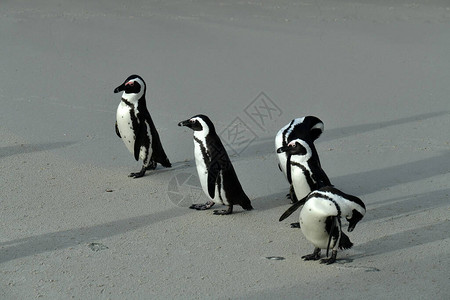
0 141 76 159
352 220 450 259
0 207 189 264
363 188 450 223
333 150 450 196
349 188 450 259
251 191 293 212
127 159 198 180
224 110 449 160
225 136 275 161
149 160 197 174
320 110 449 143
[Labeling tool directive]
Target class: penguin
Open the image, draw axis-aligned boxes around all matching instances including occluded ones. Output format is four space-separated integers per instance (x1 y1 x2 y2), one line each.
279 186 366 264
276 136 331 205
114 75 171 178
275 117 325 203
178 114 253 215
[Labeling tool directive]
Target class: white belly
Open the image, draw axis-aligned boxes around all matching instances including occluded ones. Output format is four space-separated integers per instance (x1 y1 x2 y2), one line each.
275 118 307 181
291 166 312 200
193 142 227 205
116 103 136 155
116 103 153 164
275 132 288 179
300 198 338 249
300 210 330 249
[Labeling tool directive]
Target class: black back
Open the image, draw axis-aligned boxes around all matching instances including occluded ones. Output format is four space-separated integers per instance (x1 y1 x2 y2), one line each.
200 116 252 210
282 116 324 147
137 99 171 167
133 81 171 167
282 116 328 186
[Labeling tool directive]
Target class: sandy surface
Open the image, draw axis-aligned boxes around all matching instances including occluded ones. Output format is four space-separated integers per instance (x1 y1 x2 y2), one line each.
1 1 450 299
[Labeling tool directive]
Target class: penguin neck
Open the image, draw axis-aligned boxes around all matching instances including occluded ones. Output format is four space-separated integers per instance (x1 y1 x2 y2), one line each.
289 140 312 164
121 92 144 107
193 127 210 140
289 152 311 164
344 198 366 217
323 190 366 216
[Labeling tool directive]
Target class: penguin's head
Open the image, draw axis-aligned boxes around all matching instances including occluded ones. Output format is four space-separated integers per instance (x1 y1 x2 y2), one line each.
178 114 215 135
276 139 308 156
283 116 324 144
347 210 364 232
114 75 146 100
304 116 324 142
346 199 366 232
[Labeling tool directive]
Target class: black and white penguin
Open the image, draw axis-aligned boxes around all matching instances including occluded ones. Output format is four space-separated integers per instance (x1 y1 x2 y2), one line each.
279 186 366 264
276 136 331 204
178 114 253 215
275 117 325 203
114 75 171 178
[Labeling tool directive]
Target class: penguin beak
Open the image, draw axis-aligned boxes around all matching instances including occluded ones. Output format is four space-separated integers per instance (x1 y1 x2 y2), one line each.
276 146 289 153
178 119 191 128
348 219 358 232
114 84 125 93
348 224 356 232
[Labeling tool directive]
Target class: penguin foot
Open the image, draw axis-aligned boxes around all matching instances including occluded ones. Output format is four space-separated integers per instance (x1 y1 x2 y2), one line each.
302 248 321 261
145 161 157 171
320 250 337 265
290 222 300 228
213 206 233 215
129 166 146 178
189 201 215 210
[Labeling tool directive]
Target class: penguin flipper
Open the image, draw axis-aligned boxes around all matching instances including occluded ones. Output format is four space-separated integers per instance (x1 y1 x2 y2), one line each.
279 195 308 222
207 141 230 199
145 114 172 168
338 232 353 250
286 155 292 184
115 122 121 138
311 165 332 189
134 121 149 162
289 185 298 203
326 217 341 257
207 157 221 199
149 126 172 167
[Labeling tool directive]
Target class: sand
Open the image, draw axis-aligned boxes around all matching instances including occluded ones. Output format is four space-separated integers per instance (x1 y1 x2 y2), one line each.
1 1 449 299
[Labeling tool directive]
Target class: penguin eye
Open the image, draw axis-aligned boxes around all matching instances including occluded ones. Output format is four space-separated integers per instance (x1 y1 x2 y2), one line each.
190 120 195 123
125 81 134 86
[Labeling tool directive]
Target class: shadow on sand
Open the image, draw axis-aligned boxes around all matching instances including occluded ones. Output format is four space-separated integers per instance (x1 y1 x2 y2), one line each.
353 220 449 258
0 207 188 264
229 110 449 159
0 141 76 159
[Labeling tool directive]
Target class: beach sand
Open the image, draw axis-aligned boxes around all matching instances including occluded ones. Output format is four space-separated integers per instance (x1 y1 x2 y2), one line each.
1 1 449 299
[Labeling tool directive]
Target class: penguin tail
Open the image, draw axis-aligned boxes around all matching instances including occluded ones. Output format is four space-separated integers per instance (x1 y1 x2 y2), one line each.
241 201 253 211
159 157 172 168
339 232 353 250
243 204 254 211
240 195 253 211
